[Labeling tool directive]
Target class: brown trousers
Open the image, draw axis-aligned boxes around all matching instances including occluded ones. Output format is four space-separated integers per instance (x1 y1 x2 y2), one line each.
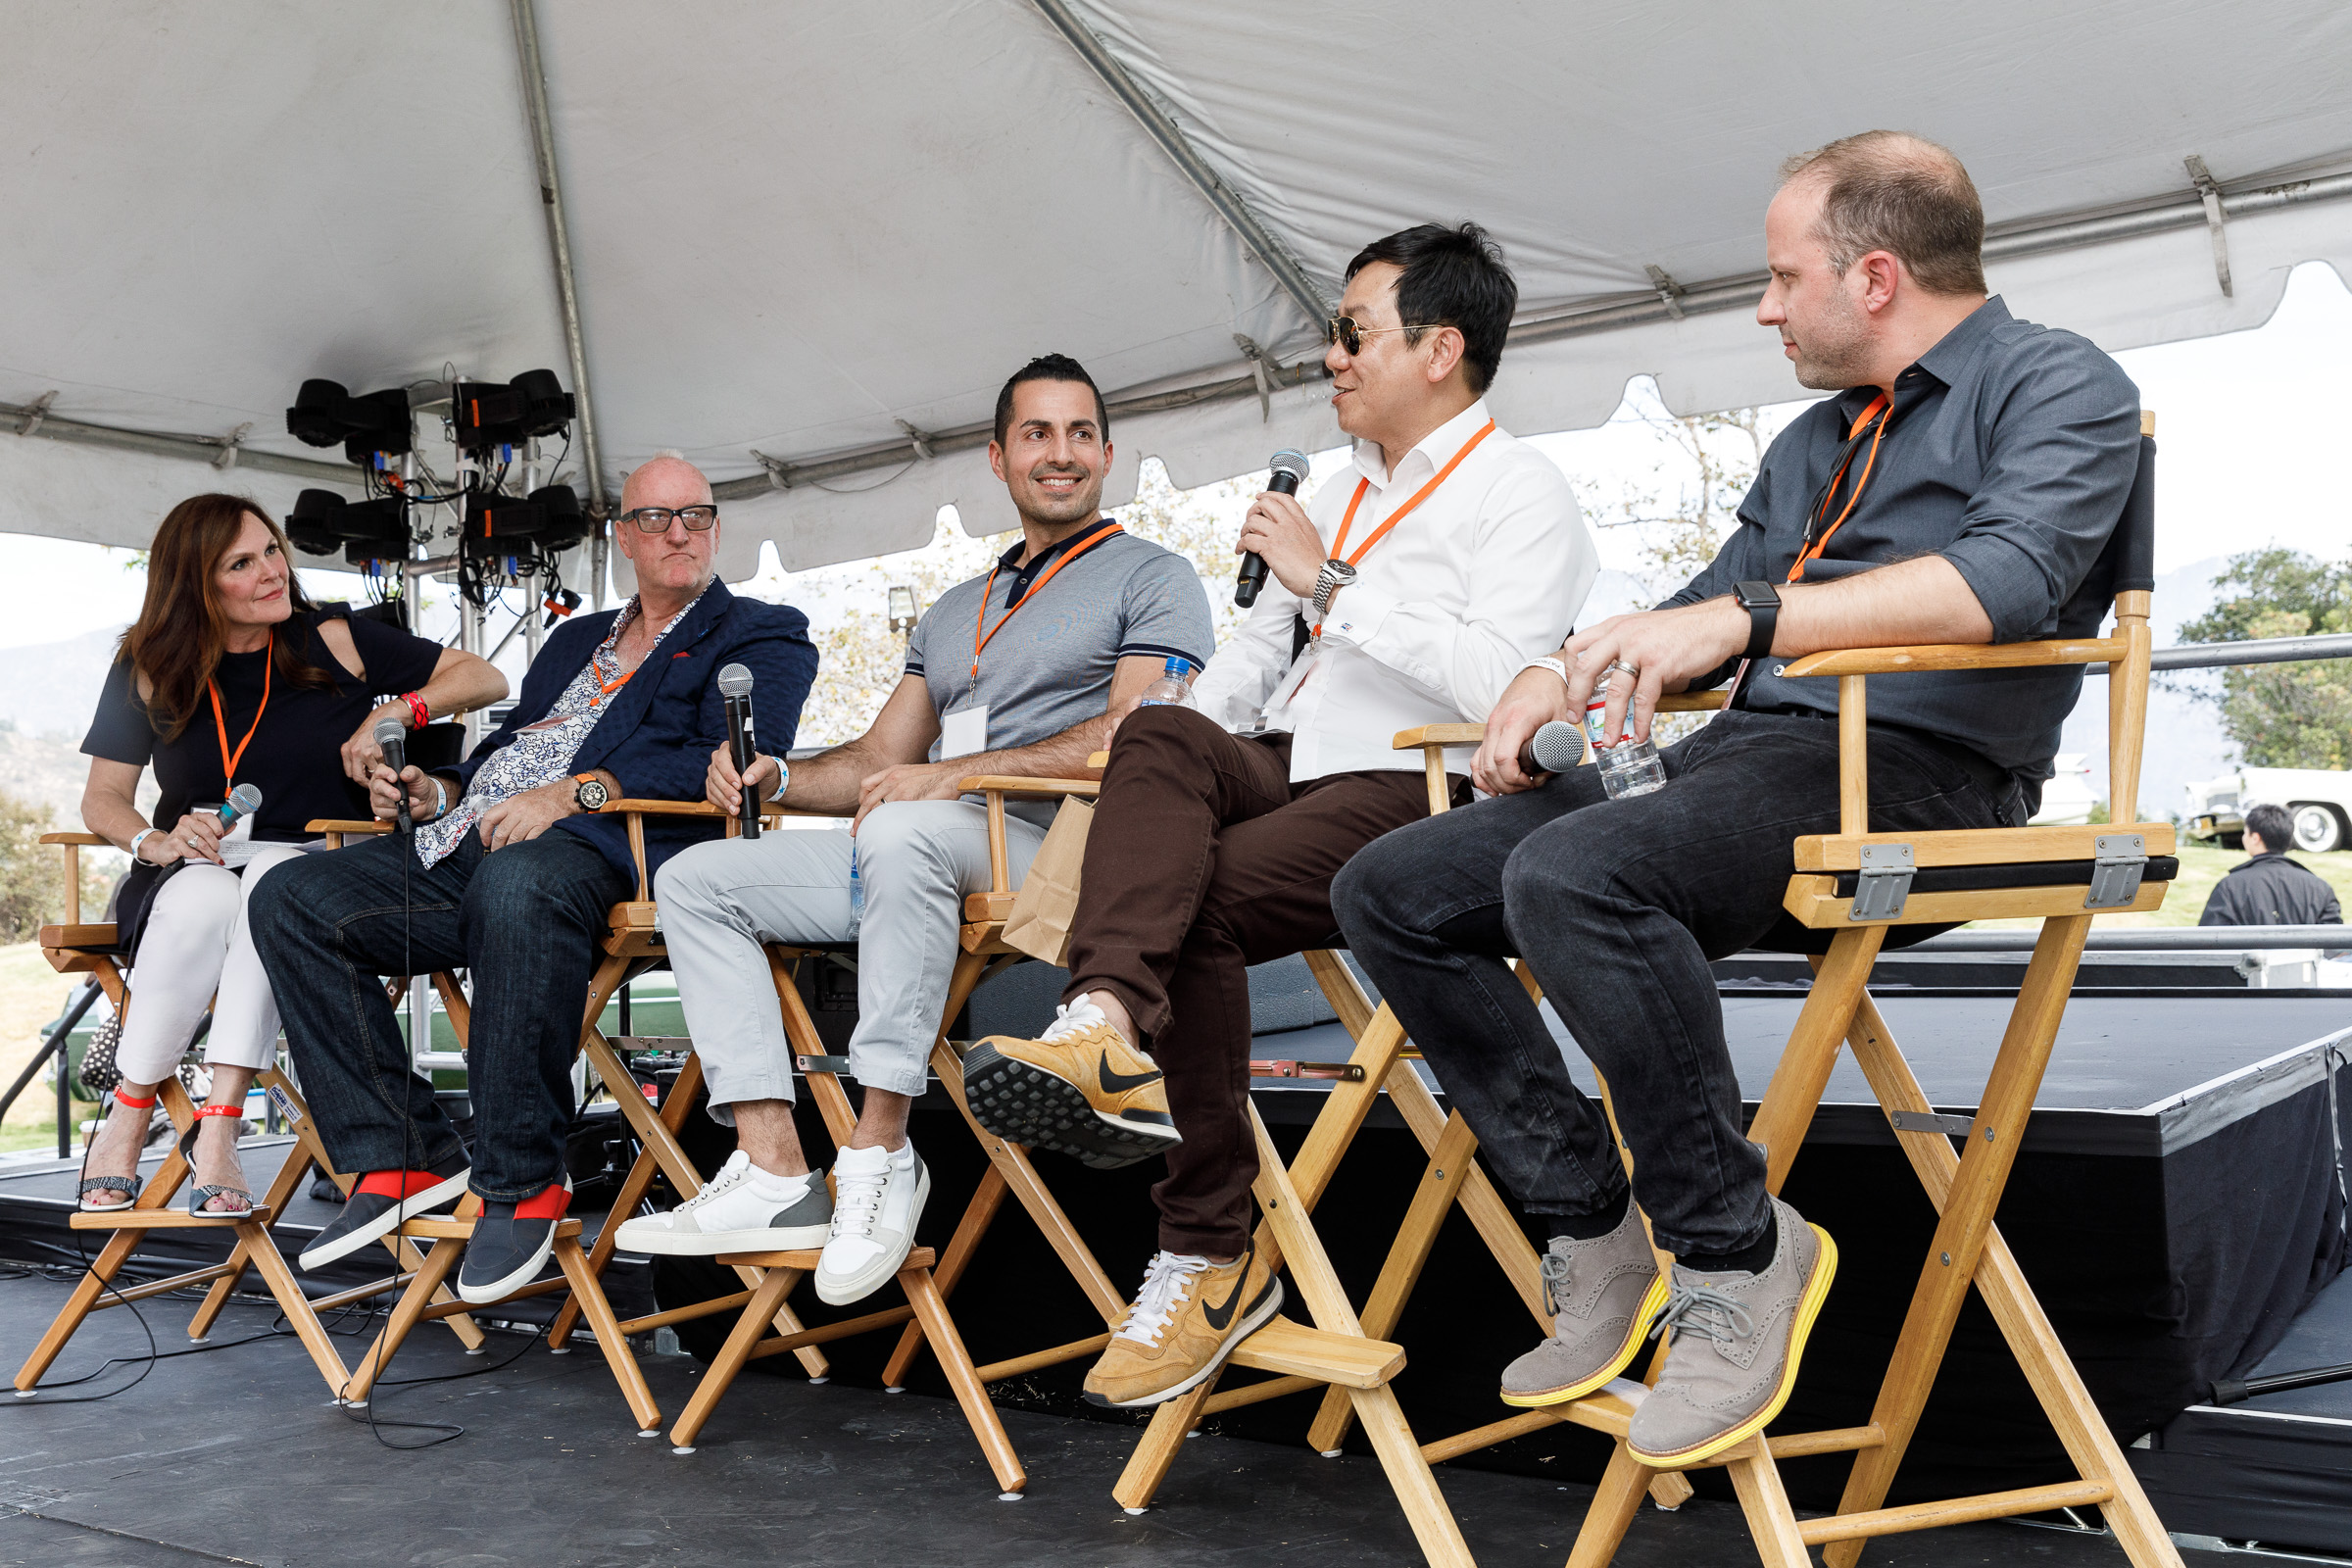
1064 704 1441 1255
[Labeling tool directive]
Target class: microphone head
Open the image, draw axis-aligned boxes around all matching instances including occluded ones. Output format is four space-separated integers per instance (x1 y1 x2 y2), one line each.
373 716 407 747
226 783 263 817
1267 449 1310 486
716 662 755 699
1528 720 1585 774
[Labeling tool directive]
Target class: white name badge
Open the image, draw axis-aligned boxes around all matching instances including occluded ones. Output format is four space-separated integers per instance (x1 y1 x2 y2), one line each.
1266 647 1321 716
940 704 989 760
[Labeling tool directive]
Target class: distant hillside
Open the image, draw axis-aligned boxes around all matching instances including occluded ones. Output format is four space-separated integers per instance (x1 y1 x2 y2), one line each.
0 625 122 741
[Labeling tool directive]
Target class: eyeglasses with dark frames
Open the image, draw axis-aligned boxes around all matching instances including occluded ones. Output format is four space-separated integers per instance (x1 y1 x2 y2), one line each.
621 505 719 533
1324 314 1449 356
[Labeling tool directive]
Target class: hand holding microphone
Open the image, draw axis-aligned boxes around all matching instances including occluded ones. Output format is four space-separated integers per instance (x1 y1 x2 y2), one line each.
1236 449 1311 608
373 716 414 834
717 662 760 840
1516 720 1584 779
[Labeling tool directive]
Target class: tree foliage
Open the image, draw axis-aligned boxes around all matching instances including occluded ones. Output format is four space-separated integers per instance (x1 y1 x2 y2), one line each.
2175 549 2352 769
0 789 113 944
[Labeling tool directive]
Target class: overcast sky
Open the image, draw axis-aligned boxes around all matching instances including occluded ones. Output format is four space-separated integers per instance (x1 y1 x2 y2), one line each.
2 261 2345 654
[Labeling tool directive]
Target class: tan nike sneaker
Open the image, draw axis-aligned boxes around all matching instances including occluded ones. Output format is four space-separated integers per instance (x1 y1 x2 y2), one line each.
963 995 1182 1169
1083 1243 1285 1408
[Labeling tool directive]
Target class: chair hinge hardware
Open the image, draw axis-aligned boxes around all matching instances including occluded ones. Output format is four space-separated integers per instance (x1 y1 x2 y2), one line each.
1849 843 1914 920
2085 833 2148 909
794 1054 854 1075
1888 1109 1974 1137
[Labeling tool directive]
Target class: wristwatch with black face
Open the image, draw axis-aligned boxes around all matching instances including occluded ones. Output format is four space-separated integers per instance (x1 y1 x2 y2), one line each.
1734 580 1782 661
572 773 610 812
1311 558 1358 619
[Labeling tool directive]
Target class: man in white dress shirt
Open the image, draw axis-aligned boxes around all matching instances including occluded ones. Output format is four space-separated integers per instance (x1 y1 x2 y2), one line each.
965 223 1597 1407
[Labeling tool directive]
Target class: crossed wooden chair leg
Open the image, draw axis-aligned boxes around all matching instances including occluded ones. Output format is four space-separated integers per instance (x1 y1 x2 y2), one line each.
17 1075 354 1398
1548 920 2182 1568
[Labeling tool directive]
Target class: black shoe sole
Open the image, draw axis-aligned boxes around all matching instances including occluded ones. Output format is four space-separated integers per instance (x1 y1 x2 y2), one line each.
962 1043 1182 1171
297 1170 471 1272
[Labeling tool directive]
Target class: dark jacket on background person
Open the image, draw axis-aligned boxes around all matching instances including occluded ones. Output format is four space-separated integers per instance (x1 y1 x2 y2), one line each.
2199 852 2343 927
450 580 818 885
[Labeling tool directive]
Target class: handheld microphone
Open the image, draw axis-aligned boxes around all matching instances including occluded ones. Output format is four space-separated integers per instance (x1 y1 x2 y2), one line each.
373 716 413 835
1238 449 1311 608
716 662 760 841
217 783 264 830
1517 720 1585 778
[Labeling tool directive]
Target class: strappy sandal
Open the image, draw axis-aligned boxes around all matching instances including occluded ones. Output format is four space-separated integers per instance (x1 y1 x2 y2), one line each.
76 1086 154 1212
181 1103 255 1218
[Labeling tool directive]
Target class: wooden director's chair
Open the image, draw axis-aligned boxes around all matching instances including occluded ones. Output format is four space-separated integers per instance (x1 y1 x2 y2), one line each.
1523 413 2184 1567
14 826 487 1401
1097 694 1729 1565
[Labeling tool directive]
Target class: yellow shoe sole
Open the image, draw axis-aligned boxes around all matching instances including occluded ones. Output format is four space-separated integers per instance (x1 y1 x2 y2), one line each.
1629 1224 1839 1471
1497 1273 1671 1408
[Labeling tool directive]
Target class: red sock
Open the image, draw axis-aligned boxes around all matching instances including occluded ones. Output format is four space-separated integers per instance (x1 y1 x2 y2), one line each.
355 1168 455 1201
514 1182 572 1221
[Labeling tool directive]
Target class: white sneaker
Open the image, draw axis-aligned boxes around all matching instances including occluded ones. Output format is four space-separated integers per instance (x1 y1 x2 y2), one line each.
815 1142 929 1305
612 1150 833 1257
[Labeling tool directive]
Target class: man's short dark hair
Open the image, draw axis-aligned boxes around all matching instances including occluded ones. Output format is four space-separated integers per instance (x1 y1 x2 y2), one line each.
2245 803 2293 851
1344 222 1517 395
993 354 1108 449
1780 130 1987 296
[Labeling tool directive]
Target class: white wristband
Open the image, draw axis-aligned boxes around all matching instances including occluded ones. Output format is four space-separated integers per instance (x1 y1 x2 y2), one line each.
430 777 449 820
764 758 792 803
129 827 159 862
1523 656 1570 686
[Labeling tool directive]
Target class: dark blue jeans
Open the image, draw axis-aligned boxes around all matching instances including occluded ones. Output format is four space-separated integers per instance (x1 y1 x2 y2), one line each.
249 827 629 1200
1331 710 2006 1257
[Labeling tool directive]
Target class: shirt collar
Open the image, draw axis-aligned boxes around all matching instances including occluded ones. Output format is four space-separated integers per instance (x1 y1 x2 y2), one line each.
998 514 1117 604
1832 295 2013 423
604 580 711 650
1351 397 1494 490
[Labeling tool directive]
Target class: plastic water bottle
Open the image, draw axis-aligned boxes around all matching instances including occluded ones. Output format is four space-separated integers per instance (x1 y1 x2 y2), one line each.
1137 656 1197 709
1585 672 1665 800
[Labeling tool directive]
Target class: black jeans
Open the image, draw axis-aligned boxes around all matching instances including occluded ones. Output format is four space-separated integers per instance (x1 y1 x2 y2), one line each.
249 828 630 1200
1331 710 2005 1257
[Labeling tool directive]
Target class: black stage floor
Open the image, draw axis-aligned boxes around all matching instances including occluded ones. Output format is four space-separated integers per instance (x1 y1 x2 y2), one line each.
0 1274 2228 1568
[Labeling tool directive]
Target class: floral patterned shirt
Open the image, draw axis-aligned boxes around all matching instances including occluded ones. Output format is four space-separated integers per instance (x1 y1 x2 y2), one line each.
415 587 707 866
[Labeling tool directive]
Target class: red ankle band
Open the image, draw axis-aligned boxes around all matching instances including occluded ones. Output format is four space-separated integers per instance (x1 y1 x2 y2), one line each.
514 1183 572 1222
356 1169 453 1201
113 1088 157 1110
192 1104 242 1120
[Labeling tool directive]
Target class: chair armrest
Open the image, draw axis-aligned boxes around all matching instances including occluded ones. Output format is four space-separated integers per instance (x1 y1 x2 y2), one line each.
599 799 724 817
954 775 1105 799
1778 636 2127 679
40 832 108 847
307 818 391 836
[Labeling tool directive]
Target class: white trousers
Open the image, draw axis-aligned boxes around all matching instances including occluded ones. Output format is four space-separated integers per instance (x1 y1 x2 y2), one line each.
656 802 1049 1118
115 843 306 1085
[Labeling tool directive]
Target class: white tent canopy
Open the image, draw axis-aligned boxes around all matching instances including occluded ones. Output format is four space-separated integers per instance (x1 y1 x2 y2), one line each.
4 0 2349 580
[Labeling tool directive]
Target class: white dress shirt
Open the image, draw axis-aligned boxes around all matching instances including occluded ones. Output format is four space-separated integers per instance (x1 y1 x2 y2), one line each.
1192 398 1597 780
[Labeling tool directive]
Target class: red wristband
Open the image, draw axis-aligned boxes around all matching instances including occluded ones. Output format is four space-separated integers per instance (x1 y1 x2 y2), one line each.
401 691 430 729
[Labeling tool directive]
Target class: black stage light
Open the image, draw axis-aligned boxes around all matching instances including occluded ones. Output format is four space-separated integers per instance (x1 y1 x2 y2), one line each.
452 370 573 453
461 483 585 546
285 381 411 462
508 369 576 437
527 483 588 548
286 488 348 555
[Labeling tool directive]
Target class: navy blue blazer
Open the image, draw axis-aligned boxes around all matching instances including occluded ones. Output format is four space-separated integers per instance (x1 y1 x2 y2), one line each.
450 580 818 885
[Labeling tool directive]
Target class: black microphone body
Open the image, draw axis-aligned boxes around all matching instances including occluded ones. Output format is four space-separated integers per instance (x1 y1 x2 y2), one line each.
718 663 760 840
374 717 413 835
1238 450 1311 608
1517 719 1585 779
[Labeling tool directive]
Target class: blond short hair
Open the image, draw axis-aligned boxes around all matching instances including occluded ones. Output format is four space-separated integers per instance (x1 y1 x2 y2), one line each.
1781 130 1986 296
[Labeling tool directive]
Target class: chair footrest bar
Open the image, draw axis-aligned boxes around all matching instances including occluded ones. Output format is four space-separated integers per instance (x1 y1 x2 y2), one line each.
83 1264 239 1308
1794 1480 2112 1545
1227 1317 1404 1389
617 1290 759 1337
304 1273 417 1314
418 1273 573 1321
1421 1408 1567 1465
971 1332 1111 1385
71 1205 274 1230
746 1304 916 1360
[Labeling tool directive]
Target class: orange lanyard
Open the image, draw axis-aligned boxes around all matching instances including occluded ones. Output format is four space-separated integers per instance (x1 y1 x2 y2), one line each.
1316 420 1496 634
970 522 1126 680
1788 394 1891 582
207 630 272 789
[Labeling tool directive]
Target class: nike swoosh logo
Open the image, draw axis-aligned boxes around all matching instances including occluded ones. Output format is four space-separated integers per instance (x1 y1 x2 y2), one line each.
1201 1247 1252 1332
1098 1054 1162 1094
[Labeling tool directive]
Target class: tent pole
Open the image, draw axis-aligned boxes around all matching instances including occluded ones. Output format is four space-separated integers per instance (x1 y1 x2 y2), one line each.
1027 0 1331 328
510 0 610 611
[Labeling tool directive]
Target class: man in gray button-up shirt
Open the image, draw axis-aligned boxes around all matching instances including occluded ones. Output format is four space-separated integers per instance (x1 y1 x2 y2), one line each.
1333 130 2144 1468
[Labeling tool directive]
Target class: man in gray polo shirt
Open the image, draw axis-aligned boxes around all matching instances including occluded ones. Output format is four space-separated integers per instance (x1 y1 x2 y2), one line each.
619 355 1213 1304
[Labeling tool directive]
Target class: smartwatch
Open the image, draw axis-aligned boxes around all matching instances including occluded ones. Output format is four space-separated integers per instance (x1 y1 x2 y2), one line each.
1734 581 1782 661
572 773 611 812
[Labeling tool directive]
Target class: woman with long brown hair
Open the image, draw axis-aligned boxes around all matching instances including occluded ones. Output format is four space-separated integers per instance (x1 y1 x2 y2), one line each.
76 493 506 1213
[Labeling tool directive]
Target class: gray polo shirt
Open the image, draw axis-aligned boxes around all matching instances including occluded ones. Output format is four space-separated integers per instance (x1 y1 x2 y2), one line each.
906 516 1214 775
1670 296 2141 783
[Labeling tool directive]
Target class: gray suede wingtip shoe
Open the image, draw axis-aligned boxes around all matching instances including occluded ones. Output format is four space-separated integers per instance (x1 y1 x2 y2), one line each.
1498 1199 1668 1408
1626 1195 1838 1470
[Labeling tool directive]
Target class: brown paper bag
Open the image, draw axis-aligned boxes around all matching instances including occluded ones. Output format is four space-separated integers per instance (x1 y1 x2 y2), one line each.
1001 796 1095 967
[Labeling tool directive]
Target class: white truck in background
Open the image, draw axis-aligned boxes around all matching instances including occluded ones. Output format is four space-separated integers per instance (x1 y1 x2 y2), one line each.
2182 767 2352 852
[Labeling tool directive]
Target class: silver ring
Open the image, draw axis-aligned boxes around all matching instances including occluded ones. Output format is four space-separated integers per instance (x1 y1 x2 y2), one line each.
1604 659 1641 679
